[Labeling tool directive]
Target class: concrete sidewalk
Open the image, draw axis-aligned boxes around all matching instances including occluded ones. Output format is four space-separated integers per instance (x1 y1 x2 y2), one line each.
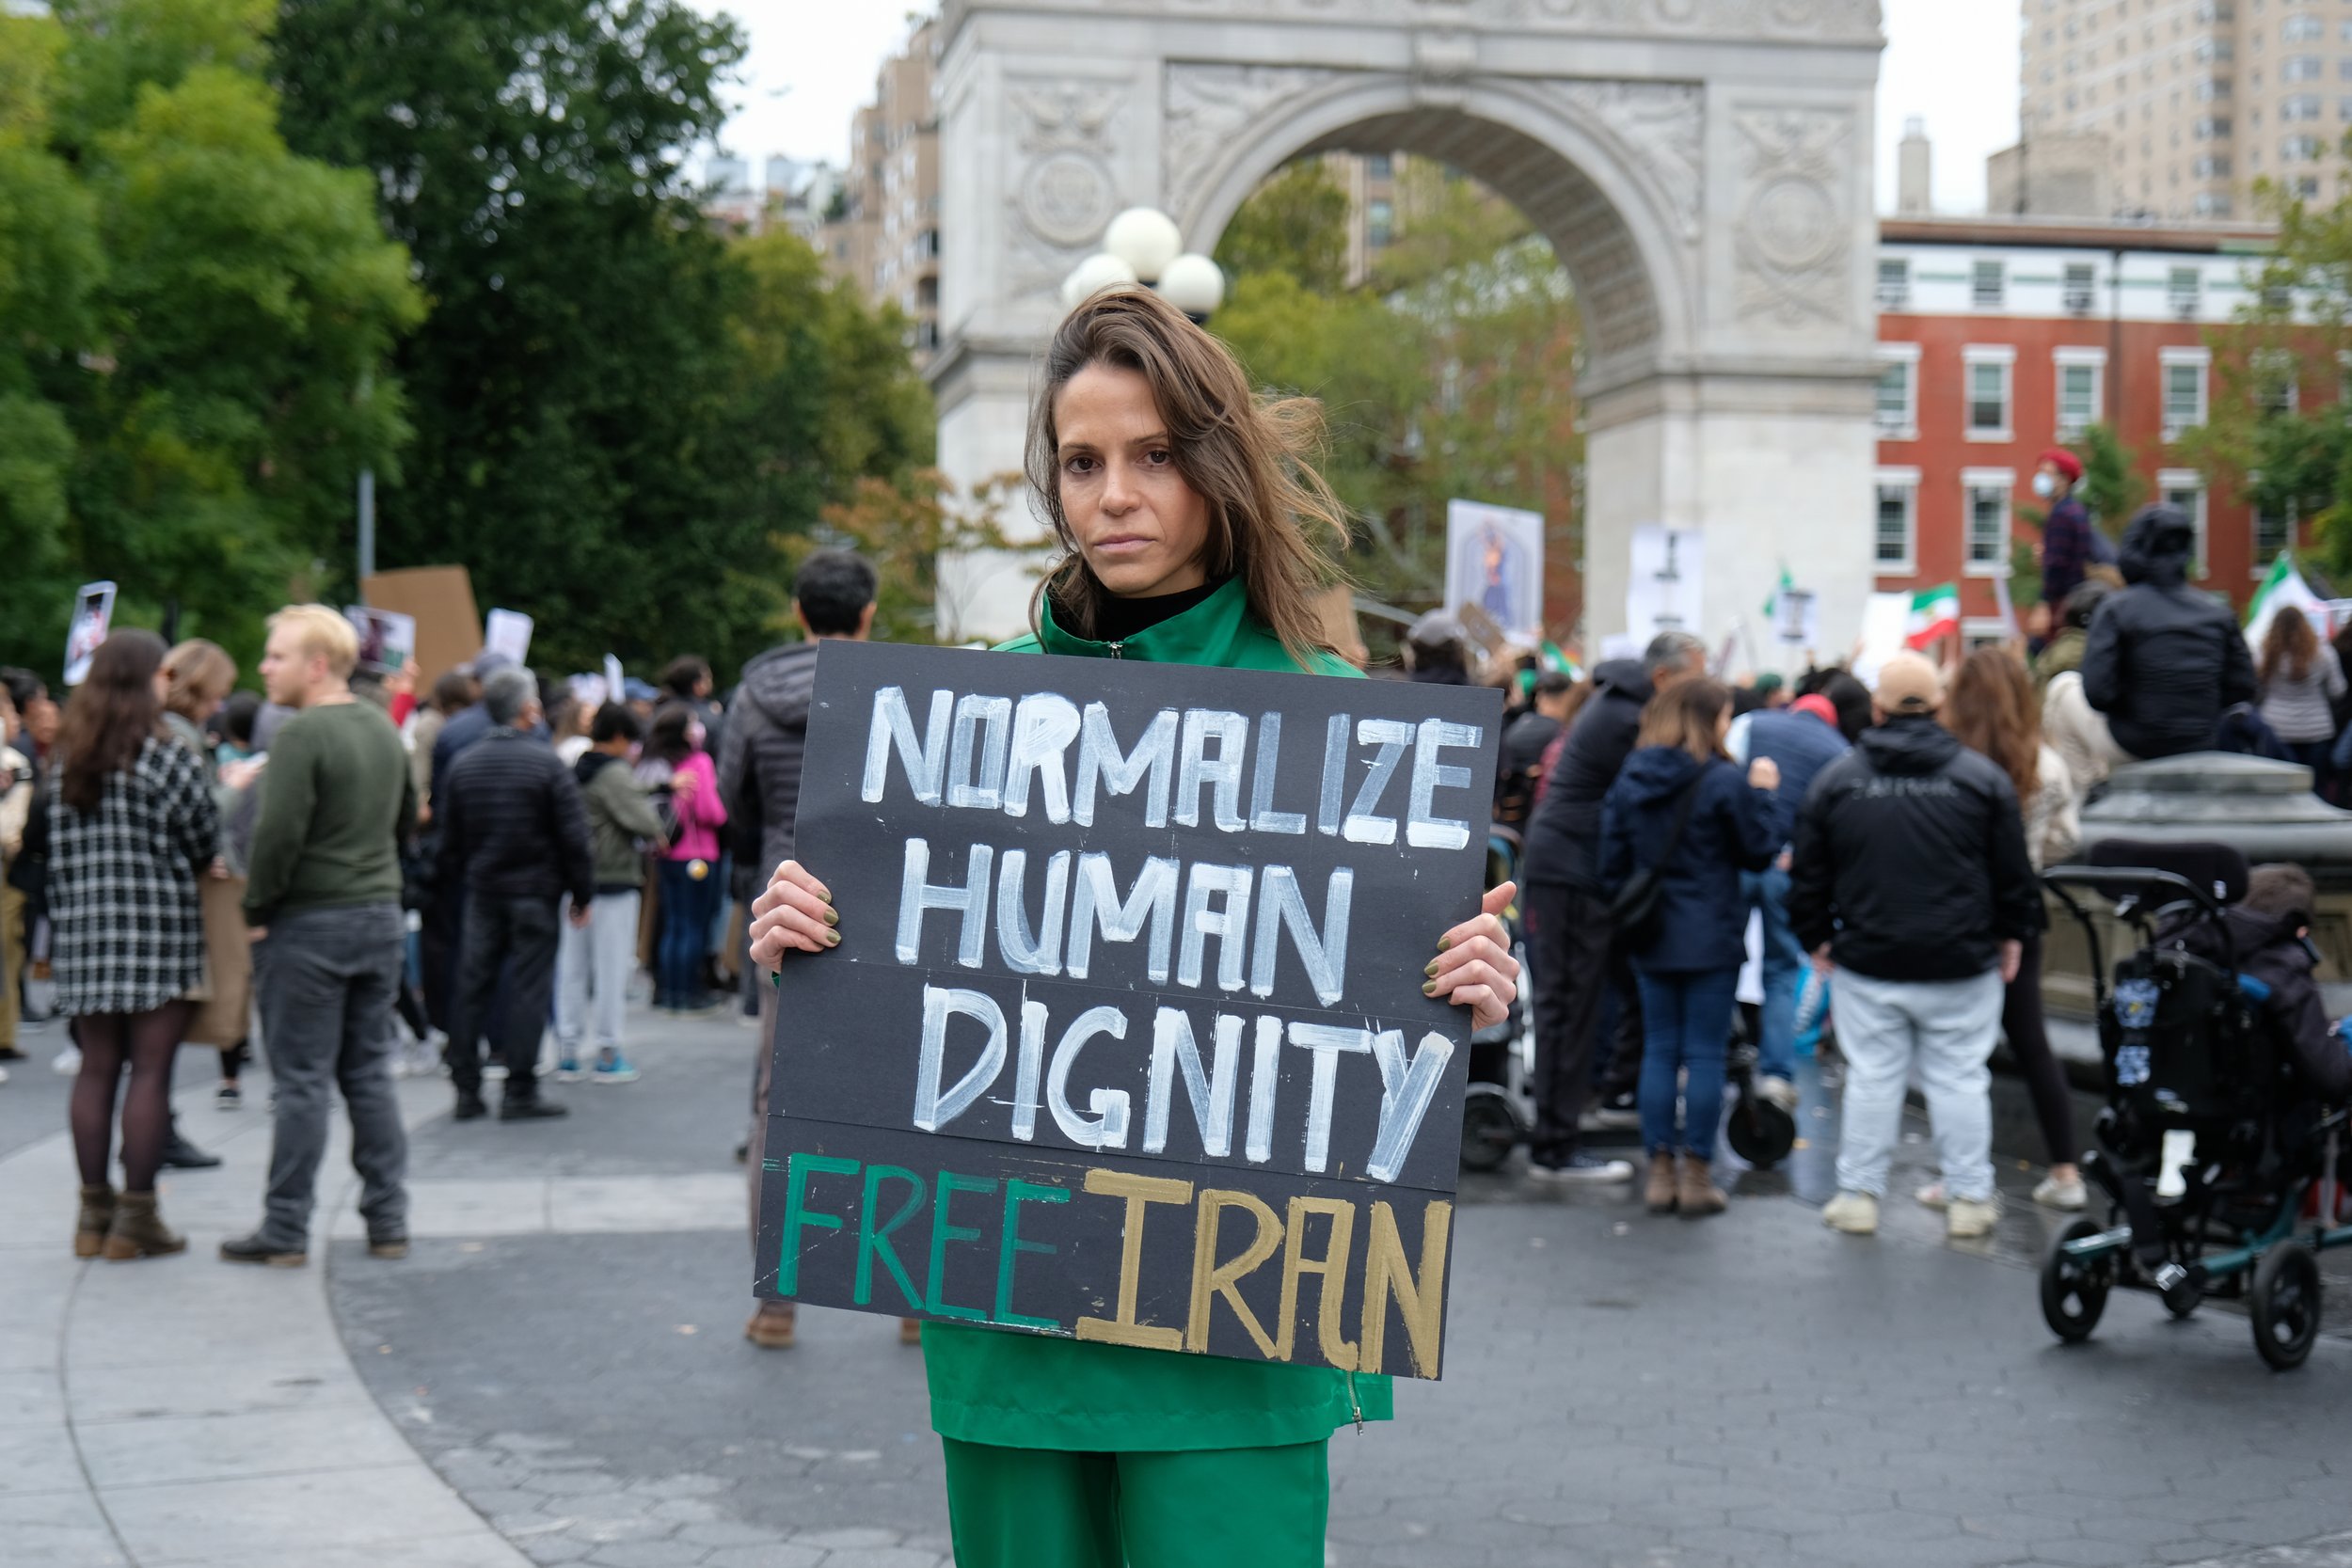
0 1069 529 1568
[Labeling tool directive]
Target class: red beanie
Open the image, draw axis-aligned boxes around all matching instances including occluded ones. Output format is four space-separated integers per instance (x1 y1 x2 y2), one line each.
2039 448 2084 484
1790 693 1838 728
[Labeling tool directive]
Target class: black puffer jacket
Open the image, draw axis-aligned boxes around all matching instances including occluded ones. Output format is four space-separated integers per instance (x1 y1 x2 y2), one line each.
1787 716 2043 982
2080 505 2257 760
433 728 594 909
1519 659 1652 891
717 641 820 888
2173 903 2352 1104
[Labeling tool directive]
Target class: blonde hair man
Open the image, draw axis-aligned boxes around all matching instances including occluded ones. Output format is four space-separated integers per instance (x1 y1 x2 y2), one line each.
224 604 418 1268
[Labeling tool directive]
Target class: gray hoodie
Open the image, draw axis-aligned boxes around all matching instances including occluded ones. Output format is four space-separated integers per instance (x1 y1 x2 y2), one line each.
716 641 822 888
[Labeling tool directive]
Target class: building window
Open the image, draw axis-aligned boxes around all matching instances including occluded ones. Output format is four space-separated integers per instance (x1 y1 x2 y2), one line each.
2158 469 2210 579
1368 198 1394 247
1365 153 1392 181
2297 175 2323 198
2056 349 2106 436
1876 345 1919 437
2194 153 2233 176
2285 55 2325 82
1874 470 1919 573
1964 347 2014 440
2283 93 2325 119
1877 256 1911 309
2168 265 2202 316
2063 261 2097 313
1963 471 2015 575
2283 134 2328 159
2193 191 2234 216
2257 349 2299 416
1972 260 2007 310
2161 346 2211 437
2253 499 2294 568
2195 115 2233 138
2198 77 2233 100
2285 14 2324 42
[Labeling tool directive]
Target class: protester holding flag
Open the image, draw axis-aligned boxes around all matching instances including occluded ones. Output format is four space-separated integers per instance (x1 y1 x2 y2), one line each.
2080 504 2254 761
747 286 1519 1568
2256 605 2344 783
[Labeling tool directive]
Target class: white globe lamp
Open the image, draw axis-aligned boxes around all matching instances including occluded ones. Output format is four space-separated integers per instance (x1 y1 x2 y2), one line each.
1102 207 1184 284
1059 251 1139 310
1156 252 1226 321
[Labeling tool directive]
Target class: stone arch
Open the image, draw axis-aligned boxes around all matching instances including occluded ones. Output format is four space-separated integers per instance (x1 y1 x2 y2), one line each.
1172 71 1699 393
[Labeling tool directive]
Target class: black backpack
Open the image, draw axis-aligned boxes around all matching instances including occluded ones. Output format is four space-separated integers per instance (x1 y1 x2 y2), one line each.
1606 773 1706 950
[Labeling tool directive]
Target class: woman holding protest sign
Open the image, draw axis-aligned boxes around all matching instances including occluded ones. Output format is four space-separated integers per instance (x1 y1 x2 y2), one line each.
748 286 1519 1568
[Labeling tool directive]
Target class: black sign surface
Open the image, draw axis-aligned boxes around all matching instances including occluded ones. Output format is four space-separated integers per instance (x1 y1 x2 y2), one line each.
754 641 1501 1379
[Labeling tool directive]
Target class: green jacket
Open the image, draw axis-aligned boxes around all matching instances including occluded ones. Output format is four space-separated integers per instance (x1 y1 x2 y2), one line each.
2034 626 2087 690
921 576 1394 1452
576 751 664 890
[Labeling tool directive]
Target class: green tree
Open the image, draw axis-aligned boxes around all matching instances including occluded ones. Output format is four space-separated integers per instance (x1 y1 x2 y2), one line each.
1214 159 1352 294
0 0 421 673
801 469 1025 645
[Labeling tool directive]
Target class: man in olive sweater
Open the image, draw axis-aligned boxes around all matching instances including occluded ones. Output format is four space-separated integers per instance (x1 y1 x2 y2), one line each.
223 606 419 1267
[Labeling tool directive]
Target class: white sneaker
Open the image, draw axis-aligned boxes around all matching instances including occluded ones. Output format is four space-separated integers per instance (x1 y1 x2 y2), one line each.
2032 1174 2089 1212
52 1044 81 1075
1822 1191 1879 1234
1947 1196 2002 1239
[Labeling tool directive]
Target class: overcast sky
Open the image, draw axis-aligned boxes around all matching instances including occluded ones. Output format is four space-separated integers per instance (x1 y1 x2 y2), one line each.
696 0 2021 216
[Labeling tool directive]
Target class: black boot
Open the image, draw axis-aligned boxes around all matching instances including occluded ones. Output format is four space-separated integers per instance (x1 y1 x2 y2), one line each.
500 1093 568 1122
453 1089 487 1121
160 1116 221 1170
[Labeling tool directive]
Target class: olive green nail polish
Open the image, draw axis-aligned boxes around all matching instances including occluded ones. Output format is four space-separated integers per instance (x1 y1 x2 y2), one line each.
824 908 839 927
1422 959 1438 977
1422 979 1438 996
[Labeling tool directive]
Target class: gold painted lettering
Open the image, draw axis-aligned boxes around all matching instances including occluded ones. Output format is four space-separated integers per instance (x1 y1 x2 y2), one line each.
1274 1196 1358 1370
1359 1199 1451 1378
1185 1188 1284 1358
1073 1168 1193 1352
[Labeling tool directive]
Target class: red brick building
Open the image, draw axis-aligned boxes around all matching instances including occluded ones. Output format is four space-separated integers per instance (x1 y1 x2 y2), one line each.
1875 216 2299 641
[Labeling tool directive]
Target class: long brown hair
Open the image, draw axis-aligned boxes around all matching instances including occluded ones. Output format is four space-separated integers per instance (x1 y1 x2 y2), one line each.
1635 679 1731 764
1945 645 2041 800
161 639 235 722
2260 606 2318 686
1025 287 1348 664
56 628 167 814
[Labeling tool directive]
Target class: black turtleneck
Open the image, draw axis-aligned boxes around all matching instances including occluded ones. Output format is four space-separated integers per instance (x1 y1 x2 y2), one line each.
1088 578 1226 644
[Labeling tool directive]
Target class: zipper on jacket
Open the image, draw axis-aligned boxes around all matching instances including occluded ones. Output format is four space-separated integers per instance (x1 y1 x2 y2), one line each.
1345 1370 1363 1433
1104 640 1124 659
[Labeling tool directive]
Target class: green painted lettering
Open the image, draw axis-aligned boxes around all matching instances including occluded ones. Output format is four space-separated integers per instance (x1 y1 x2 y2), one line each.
926 1171 997 1323
854 1165 926 1309
776 1153 860 1295
994 1179 1070 1331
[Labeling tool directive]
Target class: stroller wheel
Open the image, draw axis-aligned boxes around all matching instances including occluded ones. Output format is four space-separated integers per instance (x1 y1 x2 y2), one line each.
2249 1244 2322 1371
1725 1094 1796 1168
1459 1085 1520 1174
2040 1218 2111 1344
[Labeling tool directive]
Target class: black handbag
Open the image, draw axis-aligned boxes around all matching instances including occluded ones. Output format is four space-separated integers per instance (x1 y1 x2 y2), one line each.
1606 771 1706 949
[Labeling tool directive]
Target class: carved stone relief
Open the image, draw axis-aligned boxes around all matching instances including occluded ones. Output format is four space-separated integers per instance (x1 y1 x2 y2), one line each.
1162 63 1346 231
1730 106 1852 327
1004 80 1128 301
1540 80 1703 240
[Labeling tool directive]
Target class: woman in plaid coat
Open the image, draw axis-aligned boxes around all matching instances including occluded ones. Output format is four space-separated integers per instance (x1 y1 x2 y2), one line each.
48 629 219 1259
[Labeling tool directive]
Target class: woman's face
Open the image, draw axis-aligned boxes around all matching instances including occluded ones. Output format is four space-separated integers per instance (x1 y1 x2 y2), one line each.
1053 362 1212 600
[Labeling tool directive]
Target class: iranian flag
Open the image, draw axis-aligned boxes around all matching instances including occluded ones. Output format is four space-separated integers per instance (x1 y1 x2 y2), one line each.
1904 582 1961 648
2244 552 2328 652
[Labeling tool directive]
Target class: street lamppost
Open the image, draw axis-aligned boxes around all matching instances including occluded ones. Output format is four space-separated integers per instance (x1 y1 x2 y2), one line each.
1059 207 1227 322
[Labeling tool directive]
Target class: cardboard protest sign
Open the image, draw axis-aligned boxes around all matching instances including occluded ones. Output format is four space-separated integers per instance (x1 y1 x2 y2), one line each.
63 581 117 688
484 609 533 666
362 566 480 683
1445 499 1544 642
755 642 1502 1379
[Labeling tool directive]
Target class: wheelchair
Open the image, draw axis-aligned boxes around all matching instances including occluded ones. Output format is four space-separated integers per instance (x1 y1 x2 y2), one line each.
2039 839 2352 1370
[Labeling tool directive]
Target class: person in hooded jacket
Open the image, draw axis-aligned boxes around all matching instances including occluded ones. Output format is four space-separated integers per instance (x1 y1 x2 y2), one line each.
555 705 665 1085
1516 631 1707 1182
2171 863 2351 1109
743 287 1519 1568
716 546 880 1352
1598 679 1786 1217
2080 503 2256 760
1788 653 2043 1242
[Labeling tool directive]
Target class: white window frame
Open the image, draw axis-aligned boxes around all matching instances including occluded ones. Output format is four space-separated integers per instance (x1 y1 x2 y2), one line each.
1962 617 2016 650
1962 467 2016 578
1963 345 2015 442
1875 342 1920 440
2160 345 2211 439
2054 346 2106 437
2156 468 2210 581
1873 466 1920 576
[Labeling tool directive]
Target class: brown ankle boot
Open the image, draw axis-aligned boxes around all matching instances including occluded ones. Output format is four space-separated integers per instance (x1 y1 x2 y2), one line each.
1677 1154 1727 1218
75 1185 116 1259
1645 1154 1679 1213
102 1192 185 1260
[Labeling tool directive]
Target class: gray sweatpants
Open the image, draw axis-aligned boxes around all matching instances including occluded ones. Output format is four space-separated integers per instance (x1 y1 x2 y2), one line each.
255 902 408 1248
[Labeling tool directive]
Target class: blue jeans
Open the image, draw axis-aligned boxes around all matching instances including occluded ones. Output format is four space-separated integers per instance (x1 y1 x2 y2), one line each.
1741 863 1807 1083
1634 966 1740 1160
657 859 721 1006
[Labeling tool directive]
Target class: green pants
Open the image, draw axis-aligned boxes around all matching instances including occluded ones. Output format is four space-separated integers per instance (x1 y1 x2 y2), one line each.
940 1437 1329 1568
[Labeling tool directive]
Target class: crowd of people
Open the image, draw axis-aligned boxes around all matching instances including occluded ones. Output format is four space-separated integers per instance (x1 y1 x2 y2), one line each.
0 553 893 1264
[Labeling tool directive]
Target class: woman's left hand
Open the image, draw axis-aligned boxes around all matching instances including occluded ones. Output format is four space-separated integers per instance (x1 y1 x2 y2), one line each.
1427 881 1520 1032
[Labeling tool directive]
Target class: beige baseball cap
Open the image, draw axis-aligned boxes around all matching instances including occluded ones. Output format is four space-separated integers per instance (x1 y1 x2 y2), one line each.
1873 651 1943 715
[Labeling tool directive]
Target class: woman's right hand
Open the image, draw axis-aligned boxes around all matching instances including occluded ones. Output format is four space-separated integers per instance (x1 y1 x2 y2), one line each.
750 860 837 974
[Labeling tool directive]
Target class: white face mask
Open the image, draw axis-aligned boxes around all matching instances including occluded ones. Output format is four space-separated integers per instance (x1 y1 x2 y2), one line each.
2032 473 2058 499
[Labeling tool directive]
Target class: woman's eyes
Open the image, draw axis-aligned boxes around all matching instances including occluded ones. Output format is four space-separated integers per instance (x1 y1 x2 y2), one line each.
1063 451 1173 475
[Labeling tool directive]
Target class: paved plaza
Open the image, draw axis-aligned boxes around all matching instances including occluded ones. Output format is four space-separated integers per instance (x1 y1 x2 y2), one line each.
2 1001 2348 1568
